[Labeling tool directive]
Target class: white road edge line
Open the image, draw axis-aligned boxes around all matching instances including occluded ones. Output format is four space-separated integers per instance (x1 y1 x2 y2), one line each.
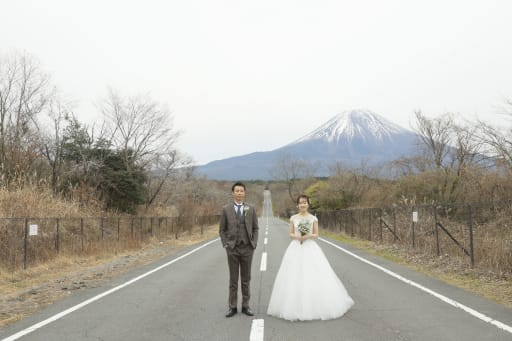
264 237 268 245
2 238 220 341
319 237 512 335
249 318 264 341
260 252 267 271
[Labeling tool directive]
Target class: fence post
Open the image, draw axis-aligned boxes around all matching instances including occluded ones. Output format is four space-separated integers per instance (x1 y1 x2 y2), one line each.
150 217 154 237
81 218 84 253
175 217 179 239
117 218 120 242
434 206 440 256
368 209 372 241
100 217 104 241
351 211 355 237
23 218 28 269
393 208 397 242
131 218 134 240
56 218 60 254
140 217 143 241
379 208 383 242
358 210 362 238
467 205 475 268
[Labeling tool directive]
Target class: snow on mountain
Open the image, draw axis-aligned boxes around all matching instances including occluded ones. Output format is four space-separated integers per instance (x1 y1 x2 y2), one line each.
196 109 419 180
292 109 411 144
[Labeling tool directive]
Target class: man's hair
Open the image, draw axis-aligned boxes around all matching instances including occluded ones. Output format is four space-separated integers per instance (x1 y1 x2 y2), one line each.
232 181 246 192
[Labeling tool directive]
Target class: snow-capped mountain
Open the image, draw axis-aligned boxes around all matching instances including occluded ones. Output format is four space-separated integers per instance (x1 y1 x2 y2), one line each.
293 109 411 144
196 110 419 180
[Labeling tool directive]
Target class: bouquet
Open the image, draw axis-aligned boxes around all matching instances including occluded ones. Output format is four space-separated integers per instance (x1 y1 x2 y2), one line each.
297 220 310 244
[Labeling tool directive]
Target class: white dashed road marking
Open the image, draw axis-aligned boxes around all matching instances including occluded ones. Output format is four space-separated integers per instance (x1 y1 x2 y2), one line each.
249 319 264 341
260 252 267 272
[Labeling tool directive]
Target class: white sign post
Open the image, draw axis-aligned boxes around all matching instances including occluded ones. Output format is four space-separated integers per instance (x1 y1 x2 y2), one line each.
29 224 38 236
412 211 418 222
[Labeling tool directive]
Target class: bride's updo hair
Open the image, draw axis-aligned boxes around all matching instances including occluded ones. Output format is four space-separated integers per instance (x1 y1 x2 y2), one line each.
296 194 311 205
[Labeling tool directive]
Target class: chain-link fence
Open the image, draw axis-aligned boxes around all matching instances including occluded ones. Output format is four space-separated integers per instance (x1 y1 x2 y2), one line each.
0 215 220 271
316 201 512 274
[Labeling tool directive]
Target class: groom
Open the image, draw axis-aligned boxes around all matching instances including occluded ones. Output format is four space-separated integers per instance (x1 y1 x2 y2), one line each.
219 182 259 317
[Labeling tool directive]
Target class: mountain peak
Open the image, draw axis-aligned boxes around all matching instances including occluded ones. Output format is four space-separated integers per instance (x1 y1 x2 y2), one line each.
197 109 418 180
292 109 410 144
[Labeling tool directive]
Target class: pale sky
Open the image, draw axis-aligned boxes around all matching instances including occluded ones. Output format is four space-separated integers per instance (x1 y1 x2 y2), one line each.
1 0 511 165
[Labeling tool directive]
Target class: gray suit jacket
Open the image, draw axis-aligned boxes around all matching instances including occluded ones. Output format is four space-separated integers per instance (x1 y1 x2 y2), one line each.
219 203 259 250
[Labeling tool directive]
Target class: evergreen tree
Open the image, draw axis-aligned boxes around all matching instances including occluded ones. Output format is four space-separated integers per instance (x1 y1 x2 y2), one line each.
99 149 147 213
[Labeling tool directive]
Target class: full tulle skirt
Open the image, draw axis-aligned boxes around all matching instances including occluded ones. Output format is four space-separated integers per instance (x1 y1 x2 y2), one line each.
267 239 354 321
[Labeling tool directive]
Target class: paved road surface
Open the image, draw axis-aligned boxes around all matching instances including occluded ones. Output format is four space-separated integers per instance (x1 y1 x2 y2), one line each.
1 190 511 340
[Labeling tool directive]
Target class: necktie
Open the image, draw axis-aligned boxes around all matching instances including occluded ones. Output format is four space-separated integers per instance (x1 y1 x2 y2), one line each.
236 204 242 219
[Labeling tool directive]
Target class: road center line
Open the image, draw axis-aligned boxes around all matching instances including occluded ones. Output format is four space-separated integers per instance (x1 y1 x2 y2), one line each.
2 238 220 341
249 319 264 341
320 237 512 335
260 252 267 271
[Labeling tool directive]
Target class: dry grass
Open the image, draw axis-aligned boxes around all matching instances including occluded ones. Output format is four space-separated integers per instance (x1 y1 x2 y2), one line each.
0 224 219 328
323 231 512 309
0 186 220 271
0 187 100 218
318 203 512 278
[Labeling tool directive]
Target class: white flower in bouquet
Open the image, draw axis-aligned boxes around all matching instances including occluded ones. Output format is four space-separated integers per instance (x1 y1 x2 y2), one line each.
297 220 310 244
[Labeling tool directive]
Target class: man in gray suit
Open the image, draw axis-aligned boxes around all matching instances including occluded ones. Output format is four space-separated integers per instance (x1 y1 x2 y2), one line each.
219 182 259 317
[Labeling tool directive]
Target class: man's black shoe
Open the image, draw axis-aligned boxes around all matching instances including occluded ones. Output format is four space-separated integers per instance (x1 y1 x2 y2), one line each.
225 308 237 318
241 307 254 316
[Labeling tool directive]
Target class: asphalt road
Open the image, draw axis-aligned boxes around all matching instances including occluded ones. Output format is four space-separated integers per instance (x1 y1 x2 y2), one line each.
1 190 511 340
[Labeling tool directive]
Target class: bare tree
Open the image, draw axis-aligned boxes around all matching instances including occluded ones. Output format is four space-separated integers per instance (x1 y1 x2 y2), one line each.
450 122 484 173
0 51 51 184
269 152 315 202
388 155 430 177
412 111 492 202
38 93 72 192
100 88 189 210
476 99 512 170
100 88 180 171
413 110 453 169
326 160 379 207
478 123 512 170
145 151 192 208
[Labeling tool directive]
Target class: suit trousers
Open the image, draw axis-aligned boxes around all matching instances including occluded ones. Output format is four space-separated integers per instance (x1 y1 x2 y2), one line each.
226 242 254 309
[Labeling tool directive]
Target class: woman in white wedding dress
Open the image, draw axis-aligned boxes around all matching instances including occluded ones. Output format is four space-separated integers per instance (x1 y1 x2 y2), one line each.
267 194 354 321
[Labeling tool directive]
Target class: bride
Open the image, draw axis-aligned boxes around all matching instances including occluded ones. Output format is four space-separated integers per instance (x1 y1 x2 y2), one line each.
267 194 354 321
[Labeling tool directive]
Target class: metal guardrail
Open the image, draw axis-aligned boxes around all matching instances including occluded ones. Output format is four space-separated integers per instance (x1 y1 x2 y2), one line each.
0 215 220 271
